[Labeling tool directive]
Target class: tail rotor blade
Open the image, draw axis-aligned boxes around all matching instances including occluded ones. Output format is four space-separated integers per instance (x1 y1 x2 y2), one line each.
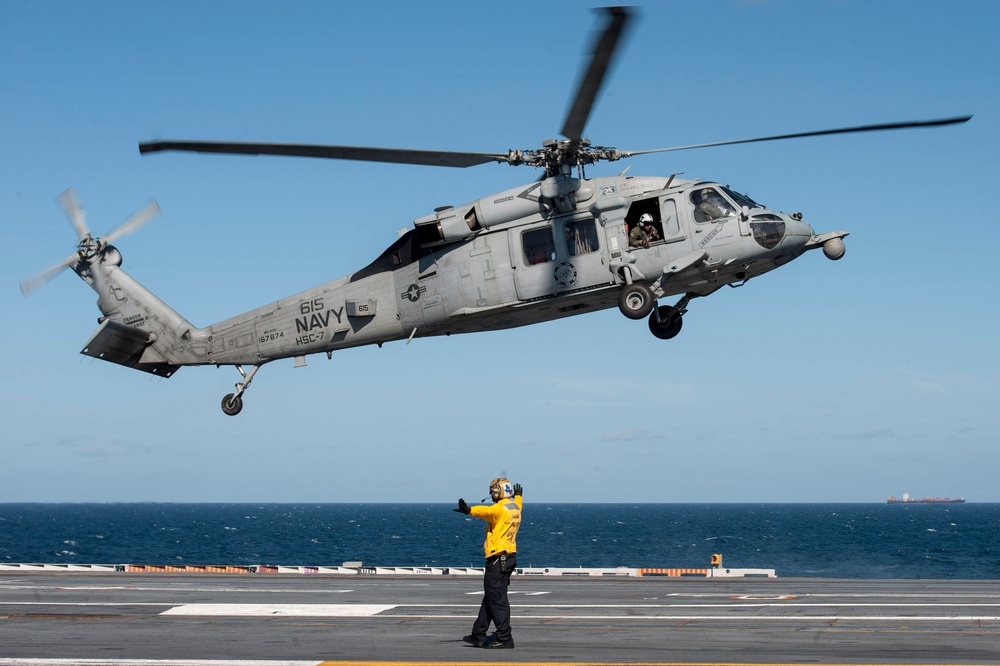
104 199 160 245
19 252 78 297
56 188 89 240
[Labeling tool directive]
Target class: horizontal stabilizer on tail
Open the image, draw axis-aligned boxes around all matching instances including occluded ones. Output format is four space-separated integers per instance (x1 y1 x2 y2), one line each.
81 319 181 377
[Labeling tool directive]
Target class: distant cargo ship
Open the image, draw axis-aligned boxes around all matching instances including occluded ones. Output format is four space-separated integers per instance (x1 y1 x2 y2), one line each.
887 492 966 504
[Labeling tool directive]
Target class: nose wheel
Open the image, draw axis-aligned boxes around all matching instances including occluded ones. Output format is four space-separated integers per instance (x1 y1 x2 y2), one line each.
221 364 261 416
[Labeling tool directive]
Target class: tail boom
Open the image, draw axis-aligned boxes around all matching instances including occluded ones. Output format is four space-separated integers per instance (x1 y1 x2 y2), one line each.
78 257 206 376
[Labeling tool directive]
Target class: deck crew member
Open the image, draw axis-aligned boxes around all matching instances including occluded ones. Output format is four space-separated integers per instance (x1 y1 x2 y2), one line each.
454 477 522 649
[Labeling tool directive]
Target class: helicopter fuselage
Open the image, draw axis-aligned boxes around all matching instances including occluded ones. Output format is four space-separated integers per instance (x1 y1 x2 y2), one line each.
190 173 842 368
63 171 846 416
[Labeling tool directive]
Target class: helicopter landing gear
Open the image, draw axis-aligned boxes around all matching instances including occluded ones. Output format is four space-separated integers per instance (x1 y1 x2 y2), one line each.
221 393 243 416
649 305 683 339
221 364 261 416
618 283 655 320
648 293 695 340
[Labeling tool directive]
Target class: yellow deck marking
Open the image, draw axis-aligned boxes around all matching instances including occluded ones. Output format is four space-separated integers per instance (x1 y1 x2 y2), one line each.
318 663 962 666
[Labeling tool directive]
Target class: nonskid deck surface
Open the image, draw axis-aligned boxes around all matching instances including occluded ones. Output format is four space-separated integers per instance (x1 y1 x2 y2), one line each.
1 572 998 664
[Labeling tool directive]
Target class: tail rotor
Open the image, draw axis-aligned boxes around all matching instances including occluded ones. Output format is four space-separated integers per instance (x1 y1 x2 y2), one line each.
20 189 160 296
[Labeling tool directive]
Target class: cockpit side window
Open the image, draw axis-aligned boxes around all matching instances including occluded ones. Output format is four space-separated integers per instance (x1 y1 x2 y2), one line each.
522 227 555 265
691 186 736 223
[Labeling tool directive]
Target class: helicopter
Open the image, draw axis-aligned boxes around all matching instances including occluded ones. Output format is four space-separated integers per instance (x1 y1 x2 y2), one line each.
21 7 970 416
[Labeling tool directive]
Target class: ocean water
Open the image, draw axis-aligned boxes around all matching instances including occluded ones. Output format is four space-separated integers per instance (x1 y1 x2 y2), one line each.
1 503 998 579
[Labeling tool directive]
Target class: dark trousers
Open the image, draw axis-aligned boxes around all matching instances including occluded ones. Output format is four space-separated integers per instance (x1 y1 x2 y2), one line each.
472 553 516 642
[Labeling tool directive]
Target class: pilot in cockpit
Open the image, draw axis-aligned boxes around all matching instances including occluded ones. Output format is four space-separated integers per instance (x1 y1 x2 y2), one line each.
694 188 732 222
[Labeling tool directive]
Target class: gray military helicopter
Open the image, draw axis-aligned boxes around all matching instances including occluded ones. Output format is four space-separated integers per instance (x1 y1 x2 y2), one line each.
22 7 969 415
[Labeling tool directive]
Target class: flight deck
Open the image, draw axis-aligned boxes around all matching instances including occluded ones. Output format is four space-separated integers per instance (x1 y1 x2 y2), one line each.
1 568 998 665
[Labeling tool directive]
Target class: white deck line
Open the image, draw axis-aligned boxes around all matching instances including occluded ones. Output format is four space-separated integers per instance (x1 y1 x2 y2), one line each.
159 604 394 616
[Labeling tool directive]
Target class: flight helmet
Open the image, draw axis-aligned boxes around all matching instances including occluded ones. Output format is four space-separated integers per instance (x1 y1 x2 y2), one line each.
490 478 514 501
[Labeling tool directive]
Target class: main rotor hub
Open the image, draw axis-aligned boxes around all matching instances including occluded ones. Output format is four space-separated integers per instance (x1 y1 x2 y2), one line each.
505 137 628 177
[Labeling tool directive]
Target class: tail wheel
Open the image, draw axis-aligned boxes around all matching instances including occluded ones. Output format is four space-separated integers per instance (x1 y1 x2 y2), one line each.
618 283 655 320
221 393 244 416
649 305 683 340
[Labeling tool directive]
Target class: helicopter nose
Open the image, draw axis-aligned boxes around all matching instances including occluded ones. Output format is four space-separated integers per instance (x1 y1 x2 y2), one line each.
782 214 815 249
785 213 815 238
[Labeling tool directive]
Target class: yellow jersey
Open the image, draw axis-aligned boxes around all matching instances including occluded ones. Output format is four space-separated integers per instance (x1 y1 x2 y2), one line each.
470 495 522 559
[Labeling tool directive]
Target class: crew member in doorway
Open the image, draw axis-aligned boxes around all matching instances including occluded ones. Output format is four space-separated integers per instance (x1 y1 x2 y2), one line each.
454 477 522 649
629 213 655 248
640 213 660 243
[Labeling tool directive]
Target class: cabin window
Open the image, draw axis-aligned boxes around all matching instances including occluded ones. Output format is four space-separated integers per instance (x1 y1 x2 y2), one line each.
564 219 599 256
522 227 556 265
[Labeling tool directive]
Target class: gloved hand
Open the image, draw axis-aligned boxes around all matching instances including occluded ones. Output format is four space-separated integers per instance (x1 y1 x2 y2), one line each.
513 483 522 497
454 498 470 514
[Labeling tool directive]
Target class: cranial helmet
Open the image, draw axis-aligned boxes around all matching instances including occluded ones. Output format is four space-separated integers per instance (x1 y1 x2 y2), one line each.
639 213 653 224
490 477 514 501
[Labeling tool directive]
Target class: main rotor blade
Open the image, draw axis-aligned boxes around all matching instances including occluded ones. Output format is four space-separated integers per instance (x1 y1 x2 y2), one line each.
139 141 508 168
561 6 632 141
103 199 161 245
56 188 89 240
20 252 78 297
625 115 973 156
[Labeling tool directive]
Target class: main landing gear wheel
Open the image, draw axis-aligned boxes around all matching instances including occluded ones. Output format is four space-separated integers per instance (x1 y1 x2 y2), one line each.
618 283 655 320
220 363 261 416
221 393 243 416
649 305 683 340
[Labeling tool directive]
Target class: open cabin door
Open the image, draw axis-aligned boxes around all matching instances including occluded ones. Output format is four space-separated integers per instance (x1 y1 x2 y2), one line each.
622 195 690 250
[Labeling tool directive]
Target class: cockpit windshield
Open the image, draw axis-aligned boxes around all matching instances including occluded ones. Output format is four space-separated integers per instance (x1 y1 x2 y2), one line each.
721 186 764 210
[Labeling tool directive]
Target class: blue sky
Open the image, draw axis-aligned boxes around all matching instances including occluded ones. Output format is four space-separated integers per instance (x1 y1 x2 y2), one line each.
3 0 997 503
